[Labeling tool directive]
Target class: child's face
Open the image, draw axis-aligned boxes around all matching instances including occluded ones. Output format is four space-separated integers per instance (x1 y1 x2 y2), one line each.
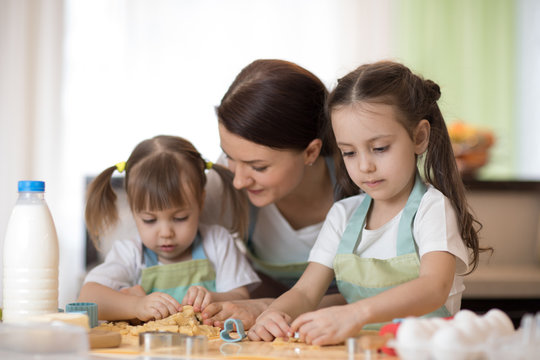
218 123 309 208
332 102 422 207
134 201 201 264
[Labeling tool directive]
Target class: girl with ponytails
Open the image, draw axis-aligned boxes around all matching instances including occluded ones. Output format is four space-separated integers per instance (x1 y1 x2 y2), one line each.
79 135 260 321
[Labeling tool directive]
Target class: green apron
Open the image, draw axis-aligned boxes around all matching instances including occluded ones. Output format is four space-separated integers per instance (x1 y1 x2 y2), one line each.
334 174 451 330
140 233 216 303
246 156 337 288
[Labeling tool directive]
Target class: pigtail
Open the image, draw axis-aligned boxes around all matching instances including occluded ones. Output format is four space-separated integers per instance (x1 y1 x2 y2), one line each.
85 166 121 249
422 84 491 274
208 163 249 240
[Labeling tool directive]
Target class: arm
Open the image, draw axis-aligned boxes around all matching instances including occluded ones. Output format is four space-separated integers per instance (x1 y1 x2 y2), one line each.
291 251 456 345
182 285 250 312
248 262 334 341
78 281 182 321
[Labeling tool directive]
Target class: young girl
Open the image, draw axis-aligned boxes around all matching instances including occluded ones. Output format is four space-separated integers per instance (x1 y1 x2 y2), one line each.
78 135 260 322
248 61 489 345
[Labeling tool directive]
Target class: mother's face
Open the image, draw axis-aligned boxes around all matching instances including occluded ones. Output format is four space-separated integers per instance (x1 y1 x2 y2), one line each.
218 123 307 207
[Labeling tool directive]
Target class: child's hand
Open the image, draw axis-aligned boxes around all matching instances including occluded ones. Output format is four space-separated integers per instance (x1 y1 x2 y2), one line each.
290 304 362 346
182 285 213 312
247 309 292 342
134 292 182 321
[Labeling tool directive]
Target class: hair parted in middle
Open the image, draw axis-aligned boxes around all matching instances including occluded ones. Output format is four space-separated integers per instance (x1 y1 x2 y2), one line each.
326 60 490 273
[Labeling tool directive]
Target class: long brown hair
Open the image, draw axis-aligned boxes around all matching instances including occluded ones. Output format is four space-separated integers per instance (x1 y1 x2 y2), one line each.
85 135 247 248
326 61 490 273
217 59 333 156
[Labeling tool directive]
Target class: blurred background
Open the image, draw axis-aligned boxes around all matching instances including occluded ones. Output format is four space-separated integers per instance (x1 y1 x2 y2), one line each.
1 0 539 308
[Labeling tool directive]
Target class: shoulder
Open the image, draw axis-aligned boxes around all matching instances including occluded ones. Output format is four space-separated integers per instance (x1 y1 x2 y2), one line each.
417 185 455 218
328 194 368 220
199 222 232 239
198 223 237 252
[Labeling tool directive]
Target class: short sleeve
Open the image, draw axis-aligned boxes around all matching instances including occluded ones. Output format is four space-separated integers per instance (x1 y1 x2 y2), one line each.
200 224 260 292
83 237 143 290
414 187 470 275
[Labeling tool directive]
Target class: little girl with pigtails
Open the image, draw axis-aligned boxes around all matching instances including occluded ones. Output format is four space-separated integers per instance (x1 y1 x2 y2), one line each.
248 61 490 345
78 135 260 322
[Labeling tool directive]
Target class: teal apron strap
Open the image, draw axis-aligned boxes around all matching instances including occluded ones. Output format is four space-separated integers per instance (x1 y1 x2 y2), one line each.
337 194 372 254
396 173 426 255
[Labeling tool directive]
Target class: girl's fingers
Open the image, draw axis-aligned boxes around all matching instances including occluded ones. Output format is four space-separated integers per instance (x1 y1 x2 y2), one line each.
201 303 223 320
182 288 196 306
159 293 181 309
248 325 274 342
200 293 211 311
264 319 289 339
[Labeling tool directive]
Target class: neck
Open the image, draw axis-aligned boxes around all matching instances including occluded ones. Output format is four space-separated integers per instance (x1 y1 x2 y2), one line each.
276 156 332 209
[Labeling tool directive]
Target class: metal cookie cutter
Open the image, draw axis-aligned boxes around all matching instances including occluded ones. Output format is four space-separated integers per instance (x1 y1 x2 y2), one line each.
220 318 247 343
139 331 186 352
139 331 208 355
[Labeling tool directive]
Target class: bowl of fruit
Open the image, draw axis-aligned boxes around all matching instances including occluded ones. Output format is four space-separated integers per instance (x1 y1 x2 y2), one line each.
448 121 495 179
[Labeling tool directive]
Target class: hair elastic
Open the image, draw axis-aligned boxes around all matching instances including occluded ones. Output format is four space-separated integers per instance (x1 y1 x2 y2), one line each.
115 161 126 173
205 161 213 170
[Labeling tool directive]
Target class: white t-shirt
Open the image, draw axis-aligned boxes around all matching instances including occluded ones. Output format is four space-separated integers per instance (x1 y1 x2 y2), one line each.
200 154 325 264
308 186 470 315
84 223 261 293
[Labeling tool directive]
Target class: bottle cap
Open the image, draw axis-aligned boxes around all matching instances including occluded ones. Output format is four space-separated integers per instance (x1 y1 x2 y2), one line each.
18 180 45 192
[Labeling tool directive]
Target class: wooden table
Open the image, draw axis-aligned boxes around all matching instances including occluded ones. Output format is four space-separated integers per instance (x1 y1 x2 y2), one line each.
90 337 399 359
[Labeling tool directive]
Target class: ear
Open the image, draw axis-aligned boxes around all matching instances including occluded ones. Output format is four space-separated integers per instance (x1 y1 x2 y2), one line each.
303 139 323 165
414 119 430 155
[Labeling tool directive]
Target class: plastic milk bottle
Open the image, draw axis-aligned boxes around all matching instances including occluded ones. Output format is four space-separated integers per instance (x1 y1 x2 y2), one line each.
2 181 59 322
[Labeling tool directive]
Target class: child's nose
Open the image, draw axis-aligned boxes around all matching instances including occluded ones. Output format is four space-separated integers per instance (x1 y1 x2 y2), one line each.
358 154 375 173
159 223 174 238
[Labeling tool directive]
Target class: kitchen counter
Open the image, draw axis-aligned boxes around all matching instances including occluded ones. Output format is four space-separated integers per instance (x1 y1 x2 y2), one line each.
461 178 540 326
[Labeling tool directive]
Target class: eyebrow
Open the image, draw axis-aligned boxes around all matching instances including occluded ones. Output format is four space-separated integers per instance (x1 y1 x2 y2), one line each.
222 149 266 165
337 134 392 146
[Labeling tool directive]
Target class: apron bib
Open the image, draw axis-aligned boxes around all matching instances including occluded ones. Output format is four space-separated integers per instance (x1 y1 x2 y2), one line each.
140 233 216 303
246 156 337 288
334 174 451 330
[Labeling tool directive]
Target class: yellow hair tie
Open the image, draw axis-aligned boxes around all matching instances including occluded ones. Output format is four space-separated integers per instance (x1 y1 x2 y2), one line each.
115 161 126 173
205 161 213 170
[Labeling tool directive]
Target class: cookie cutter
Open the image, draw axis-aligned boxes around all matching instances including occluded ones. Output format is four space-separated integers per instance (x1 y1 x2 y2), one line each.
139 331 207 355
220 318 247 343
139 331 185 352
65 302 98 328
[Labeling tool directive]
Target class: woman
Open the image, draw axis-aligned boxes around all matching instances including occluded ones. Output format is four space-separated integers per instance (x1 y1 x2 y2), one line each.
200 59 351 329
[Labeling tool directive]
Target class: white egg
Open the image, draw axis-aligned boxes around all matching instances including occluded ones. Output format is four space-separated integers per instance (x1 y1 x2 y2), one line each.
453 318 484 343
432 325 475 349
483 309 515 336
397 318 436 346
453 309 479 324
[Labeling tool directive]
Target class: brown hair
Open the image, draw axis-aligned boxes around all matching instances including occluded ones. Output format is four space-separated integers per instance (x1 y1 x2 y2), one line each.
217 59 333 156
326 61 490 273
85 135 247 248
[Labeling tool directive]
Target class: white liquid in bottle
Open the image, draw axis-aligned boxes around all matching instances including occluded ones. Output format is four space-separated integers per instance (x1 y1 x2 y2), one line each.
2 181 59 322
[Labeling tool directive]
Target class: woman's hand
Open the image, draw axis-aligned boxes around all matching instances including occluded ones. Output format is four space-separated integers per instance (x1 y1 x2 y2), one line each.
247 309 292 342
134 292 182 321
182 285 214 312
201 298 272 329
290 304 363 346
